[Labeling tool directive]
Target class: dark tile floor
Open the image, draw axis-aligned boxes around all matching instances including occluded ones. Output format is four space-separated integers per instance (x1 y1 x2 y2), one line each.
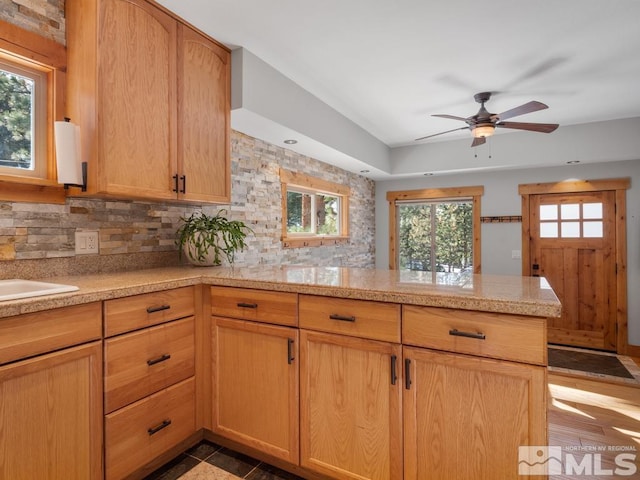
144 440 304 480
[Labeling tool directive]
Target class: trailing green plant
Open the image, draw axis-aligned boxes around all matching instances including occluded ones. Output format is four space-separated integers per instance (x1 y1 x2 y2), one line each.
176 210 252 265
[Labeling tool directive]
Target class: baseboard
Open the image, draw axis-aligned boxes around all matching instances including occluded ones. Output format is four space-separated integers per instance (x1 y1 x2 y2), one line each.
622 343 640 358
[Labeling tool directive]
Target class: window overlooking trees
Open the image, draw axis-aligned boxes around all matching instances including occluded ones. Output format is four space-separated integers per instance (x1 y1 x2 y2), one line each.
1 19 66 203
397 200 473 272
0 58 47 178
280 168 350 248
387 186 483 273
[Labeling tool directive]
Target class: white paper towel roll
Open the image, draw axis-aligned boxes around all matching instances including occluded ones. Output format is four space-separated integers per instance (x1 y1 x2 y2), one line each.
54 120 83 185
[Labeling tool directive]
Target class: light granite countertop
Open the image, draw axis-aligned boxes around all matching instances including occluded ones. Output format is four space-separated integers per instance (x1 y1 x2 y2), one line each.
0 265 561 319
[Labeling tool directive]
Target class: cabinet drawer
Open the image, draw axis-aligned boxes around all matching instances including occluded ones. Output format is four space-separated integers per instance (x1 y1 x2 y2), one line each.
402 305 547 365
211 286 298 326
105 377 196 480
104 317 195 413
0 302 101 365
299 295 401 343
104 286 195 337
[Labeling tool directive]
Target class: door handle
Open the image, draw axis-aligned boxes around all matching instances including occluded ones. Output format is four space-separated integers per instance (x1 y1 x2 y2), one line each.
390 355 398 385
287 338 295 364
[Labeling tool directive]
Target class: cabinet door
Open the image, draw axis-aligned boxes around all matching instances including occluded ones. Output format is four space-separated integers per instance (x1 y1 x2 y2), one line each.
98 0 177 199
178 24 230 203
212 317 299 463
0 342 102 480
403 346 547 480
300 330 403 480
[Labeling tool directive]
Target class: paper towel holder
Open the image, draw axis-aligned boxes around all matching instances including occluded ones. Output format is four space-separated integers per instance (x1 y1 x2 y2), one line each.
56 117 87 192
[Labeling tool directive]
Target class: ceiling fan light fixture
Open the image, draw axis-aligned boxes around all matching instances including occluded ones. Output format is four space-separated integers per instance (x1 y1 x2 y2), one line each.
472 124 495 138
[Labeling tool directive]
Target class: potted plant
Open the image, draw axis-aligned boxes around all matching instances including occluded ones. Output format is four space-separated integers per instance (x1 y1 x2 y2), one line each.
176 210 252 266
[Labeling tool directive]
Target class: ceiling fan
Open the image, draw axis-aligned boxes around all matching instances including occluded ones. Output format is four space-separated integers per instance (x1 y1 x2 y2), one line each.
415 92 559 147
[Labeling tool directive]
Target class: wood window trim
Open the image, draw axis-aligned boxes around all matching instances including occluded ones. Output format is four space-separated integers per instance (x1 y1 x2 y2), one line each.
280 168 350 248
387 186 483 273
0 19 67 204
519 177 634 356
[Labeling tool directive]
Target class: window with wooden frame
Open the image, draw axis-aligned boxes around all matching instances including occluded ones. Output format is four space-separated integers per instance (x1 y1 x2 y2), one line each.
387 186 483 272
280 168 350 248
0 19 66 203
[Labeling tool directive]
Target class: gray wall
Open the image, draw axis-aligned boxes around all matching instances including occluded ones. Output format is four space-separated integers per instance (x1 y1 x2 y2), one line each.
375 159 640 345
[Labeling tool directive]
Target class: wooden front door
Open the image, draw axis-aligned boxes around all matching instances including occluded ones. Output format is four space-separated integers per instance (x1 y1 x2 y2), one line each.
528 191 617 351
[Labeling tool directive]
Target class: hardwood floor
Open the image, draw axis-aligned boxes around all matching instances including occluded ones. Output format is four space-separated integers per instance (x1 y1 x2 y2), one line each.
548 368 640 479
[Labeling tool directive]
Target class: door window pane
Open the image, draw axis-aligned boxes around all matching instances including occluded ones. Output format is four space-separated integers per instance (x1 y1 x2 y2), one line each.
539 205 558 220
583 221 603 238
540 222 558 238
561 222 580 238
583 203 603 219
561 203 580 220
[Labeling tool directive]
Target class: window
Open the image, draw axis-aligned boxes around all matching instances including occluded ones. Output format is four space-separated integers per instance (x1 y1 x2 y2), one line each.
397 199 473 272
280 168 350 248
387 186 483 272
0 57 47 178
0 19 66 203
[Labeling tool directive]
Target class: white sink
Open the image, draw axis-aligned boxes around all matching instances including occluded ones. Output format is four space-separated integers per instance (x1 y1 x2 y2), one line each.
0 279 79 302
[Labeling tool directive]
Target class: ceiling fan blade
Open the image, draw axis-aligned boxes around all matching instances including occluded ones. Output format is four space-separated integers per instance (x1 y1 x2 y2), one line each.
495 101 548 121
432 114 468 122
471 136 486 147
415 126 468 141
496 121 559 133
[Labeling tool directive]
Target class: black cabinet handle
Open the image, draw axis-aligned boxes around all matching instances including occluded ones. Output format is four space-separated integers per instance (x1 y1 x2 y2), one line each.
404 358 412 390
146 304 170 314
390 355 398 385
172 174 179 193
329 314 356 322
287 338 295 365
237 302 258 309
180 175 186 194
147 353 171 366
449 328 486 340
147 419 172 436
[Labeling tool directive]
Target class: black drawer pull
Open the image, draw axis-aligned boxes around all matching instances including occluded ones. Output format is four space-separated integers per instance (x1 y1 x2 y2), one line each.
147 419 171 436
147 354 171 366
390 355 398 386
146 304 170 314
237 302 258 309
329 314 356 322
404 358 412 390
449 329 486 340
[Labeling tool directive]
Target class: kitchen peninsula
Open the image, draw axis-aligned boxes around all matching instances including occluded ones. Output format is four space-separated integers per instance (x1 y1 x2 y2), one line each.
0 266 560 480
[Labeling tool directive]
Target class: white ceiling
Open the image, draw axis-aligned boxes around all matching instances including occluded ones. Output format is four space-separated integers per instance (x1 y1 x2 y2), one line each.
157 0 640 176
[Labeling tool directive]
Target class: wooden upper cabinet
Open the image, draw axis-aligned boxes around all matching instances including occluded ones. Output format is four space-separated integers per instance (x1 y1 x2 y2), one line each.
178 25 231 203
66 0 230 203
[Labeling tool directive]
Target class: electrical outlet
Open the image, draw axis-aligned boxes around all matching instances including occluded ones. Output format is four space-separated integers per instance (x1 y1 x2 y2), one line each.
511 250 521 259
75 230 99 254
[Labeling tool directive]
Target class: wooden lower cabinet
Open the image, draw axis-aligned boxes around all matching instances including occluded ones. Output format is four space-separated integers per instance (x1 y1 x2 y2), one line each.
105 377 196 480
403 346 547 480
212 316 299 463
299 330 403 480
0 341 103 480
